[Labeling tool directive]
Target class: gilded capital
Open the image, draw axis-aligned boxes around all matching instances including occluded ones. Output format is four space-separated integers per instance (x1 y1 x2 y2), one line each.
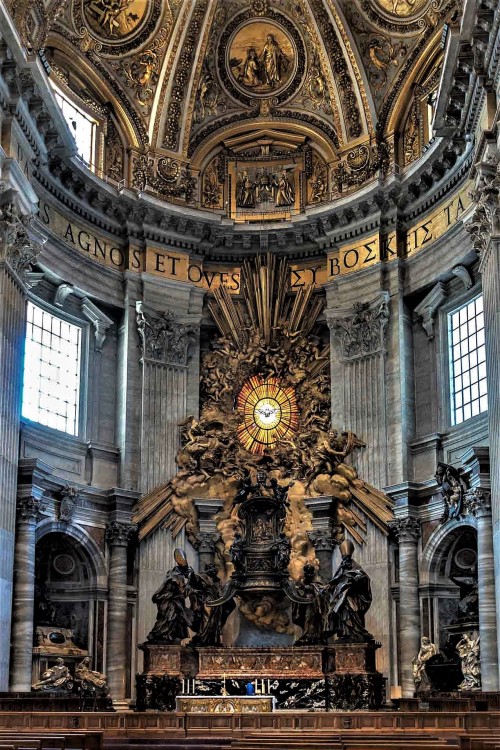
105 521 136 547
390 517 421 543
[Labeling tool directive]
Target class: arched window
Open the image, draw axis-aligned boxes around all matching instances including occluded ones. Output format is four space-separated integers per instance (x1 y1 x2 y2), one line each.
52 82 98 169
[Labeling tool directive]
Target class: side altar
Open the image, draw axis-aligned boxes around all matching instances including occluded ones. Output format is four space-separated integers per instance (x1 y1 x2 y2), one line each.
136 473 385 712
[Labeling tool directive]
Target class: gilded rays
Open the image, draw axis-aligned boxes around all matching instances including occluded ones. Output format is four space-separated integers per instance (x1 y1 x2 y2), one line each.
237 375 298 453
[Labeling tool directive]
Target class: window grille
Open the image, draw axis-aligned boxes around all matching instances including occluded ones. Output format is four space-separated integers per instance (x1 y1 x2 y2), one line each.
449 295 487 425
22 301 82 436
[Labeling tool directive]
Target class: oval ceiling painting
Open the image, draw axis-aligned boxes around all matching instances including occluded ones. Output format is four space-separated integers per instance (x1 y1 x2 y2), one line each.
83 0 150 41
228 21 296 98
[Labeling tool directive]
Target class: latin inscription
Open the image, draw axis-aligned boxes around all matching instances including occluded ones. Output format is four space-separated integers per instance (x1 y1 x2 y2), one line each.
37 182 472 292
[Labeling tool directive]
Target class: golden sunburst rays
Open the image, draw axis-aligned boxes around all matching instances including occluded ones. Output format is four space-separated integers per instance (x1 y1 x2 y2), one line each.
208 253 325 349
236 375 299 454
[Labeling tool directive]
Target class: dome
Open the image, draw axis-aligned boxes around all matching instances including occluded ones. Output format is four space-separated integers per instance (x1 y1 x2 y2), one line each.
5 0 461 260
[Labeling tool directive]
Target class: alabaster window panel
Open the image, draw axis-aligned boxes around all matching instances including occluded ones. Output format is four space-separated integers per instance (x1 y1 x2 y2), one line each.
448 295 487 426
22 301 83 436
52 84 97 169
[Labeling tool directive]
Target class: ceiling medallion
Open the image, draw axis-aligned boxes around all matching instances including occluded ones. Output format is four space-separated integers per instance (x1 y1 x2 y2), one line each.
237 375 299 455
367 0 431 22
218 10 306 107
228 20 296 99
78 0 162 55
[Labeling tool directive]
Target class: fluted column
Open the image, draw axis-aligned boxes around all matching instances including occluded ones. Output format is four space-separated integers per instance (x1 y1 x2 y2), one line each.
9 493 43 691
467 488 499 690
106 522 134 704
326 293 390 489
391 517 421 697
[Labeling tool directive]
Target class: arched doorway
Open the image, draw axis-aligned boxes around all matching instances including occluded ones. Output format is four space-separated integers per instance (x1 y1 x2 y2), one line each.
421 522 477 649
33 529 107 682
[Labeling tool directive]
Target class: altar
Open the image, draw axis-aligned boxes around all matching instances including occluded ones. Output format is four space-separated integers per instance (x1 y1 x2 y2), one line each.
176 695 275 713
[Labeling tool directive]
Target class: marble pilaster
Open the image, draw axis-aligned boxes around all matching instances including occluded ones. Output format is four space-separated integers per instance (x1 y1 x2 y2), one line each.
303 496 334 580
325 289 390 490
105 521 135 704
467 488 498 690
135 280 204 662
9 492 43 691
391 517 421 697
193 499 223 571
463 150 500 683
0 189 42 690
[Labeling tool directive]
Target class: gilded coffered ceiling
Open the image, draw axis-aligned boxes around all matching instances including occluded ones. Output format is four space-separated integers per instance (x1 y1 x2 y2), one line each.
7 0 455 212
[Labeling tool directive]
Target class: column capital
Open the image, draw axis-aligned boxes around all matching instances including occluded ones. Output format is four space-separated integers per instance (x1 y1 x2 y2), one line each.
195 531 220 553
325 292 390 359
135 301 198 366
309 530 334 552
0 192 44 282
105 521 136 547
465 487 492 518
390 517 421 543
16 495 43 524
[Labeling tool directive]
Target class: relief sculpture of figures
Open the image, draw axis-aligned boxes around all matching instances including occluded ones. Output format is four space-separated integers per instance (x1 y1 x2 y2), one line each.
324 540 373 642
230 24 293 95
274 171 295 207
147 548 194 644
259 34 289 88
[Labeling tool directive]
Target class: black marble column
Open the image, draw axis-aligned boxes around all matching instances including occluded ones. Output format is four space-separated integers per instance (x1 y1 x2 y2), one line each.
105 522 134 704
391 517 421 698
9 493 43 691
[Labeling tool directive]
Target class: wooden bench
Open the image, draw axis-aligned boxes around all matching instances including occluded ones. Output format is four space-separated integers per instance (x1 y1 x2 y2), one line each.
0 732 102 750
